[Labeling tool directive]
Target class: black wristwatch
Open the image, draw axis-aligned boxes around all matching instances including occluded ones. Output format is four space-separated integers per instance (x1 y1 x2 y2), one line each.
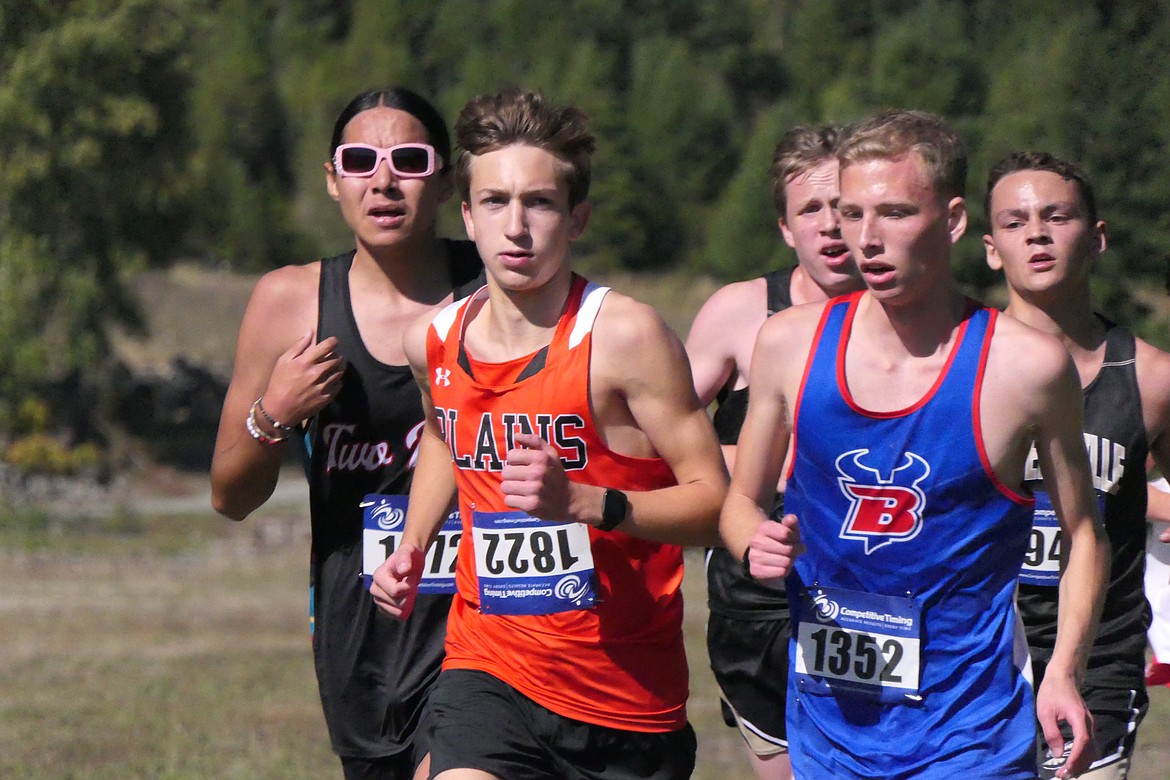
598 488 628 532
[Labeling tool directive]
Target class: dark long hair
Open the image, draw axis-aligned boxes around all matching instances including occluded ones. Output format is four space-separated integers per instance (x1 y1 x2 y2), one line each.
328 87 451 168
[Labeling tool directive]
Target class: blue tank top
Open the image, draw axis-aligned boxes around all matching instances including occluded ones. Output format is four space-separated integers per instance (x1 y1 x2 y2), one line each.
784 292 1037 779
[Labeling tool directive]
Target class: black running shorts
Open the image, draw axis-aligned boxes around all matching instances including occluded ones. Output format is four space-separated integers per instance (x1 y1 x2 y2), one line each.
707 612 790 754
1036 684 1148 778
426 669 696 780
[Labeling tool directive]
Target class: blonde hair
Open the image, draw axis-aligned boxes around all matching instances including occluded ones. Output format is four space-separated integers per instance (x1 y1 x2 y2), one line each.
839 109 967 199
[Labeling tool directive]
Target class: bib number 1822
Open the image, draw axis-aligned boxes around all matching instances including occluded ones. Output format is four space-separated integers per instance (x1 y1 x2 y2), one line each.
480 529 580 575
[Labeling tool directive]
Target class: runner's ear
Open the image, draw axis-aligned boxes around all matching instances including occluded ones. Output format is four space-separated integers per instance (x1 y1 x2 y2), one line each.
983 234 1003 272
568 201 591 240
461 200 476 242
1092 220 1106 257
946 197 967 245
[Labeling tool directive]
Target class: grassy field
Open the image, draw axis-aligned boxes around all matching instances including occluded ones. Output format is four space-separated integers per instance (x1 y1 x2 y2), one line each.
1 473 1167 779
5 265 1164 777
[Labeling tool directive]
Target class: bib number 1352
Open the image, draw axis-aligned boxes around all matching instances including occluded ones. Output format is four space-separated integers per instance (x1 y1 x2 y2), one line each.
800 626 907 683
794 587 921 702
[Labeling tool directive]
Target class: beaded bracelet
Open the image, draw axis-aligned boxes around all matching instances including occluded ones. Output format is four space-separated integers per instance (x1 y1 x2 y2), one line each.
246 399 287 445
256 396 296 435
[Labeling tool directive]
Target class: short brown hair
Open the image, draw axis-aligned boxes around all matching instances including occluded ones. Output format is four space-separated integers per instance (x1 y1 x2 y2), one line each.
838 109 967 200
771 125 843 216
454 88 596 207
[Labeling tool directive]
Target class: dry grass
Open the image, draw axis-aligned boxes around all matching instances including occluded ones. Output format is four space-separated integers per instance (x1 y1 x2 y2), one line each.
0 501 335 779
110 264 722 379
1 484 1167 779
16 266 1159 778
0 490 746 779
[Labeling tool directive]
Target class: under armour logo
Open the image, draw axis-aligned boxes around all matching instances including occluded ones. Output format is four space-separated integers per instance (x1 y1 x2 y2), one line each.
434 367 451 386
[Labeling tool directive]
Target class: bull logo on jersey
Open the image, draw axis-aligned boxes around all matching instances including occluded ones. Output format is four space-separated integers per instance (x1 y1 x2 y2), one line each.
836 448 930 554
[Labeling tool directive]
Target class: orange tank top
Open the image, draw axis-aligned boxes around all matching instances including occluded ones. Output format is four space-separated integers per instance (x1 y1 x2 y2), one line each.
425 274 689 732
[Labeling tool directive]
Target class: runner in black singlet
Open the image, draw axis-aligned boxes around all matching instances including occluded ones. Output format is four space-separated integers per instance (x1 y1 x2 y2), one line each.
985 151 1170 780
686 125 860 780
211 87 481 780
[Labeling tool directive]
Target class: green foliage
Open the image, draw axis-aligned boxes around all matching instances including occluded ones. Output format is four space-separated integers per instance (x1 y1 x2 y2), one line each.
785 0 870 118
621 36 736 269
15 397 51 436
3 432 103 475
4 434 75 474
697 105 795 280
187 0 309 269
1 395 104 474
868 2 984 117
0 234 52 419
6 0 1170 439
0 0 202 425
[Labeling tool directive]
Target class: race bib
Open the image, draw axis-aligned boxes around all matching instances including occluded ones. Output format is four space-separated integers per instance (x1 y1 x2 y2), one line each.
472 509 597 615
1018 491 1104 586
361 494 461 594
1019 492 1062 586
794 586 921 703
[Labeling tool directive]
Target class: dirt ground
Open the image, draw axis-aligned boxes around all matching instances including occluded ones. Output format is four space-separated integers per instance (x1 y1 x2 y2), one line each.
0 472 742 779
1 468 1168 778
6 265 1166 776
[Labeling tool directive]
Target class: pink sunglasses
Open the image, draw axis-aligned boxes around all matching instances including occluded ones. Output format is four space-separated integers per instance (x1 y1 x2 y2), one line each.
333 143 439 178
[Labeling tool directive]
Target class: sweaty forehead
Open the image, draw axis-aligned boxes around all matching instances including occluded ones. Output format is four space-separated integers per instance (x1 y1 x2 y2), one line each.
992 169 1080 207
839 155 935 202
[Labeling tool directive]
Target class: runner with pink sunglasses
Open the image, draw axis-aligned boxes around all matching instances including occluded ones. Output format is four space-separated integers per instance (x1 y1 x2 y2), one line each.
211 87 481 780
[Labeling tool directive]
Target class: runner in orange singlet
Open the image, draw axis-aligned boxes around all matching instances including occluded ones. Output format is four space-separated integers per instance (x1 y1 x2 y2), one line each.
371 88 727 780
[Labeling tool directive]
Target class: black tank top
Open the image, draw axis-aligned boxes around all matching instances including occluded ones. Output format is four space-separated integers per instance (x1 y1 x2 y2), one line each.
307 243 482 758
707 268 793 619
1018 320 1150 690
